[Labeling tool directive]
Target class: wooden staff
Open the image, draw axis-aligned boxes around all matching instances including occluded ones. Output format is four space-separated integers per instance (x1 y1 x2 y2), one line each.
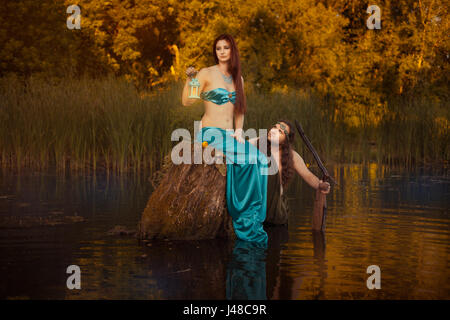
294 120 336 231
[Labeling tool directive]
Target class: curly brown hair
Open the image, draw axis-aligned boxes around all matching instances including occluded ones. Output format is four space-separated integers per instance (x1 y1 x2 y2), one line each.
258 119 296 188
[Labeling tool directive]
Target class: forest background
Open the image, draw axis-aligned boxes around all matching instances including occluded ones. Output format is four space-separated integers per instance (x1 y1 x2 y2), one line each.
0 0 448 173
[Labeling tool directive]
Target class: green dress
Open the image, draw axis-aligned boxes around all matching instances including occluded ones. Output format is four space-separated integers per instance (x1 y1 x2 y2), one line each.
265 159 290 226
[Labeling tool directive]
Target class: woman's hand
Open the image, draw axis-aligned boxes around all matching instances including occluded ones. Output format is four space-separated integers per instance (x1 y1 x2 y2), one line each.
318 180 331 194
185 66 198 79
231 128 245 144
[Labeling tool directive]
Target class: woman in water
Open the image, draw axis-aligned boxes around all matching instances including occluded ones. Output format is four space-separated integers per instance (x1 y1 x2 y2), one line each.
182 34 269 245
249 120 331 225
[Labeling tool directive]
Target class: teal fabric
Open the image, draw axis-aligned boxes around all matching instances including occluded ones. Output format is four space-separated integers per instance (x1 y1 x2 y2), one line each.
200 87 236 105
196 127 268 245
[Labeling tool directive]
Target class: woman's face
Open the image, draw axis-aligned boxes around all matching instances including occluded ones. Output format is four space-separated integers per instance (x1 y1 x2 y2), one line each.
216 40 231 62
268 122 290 145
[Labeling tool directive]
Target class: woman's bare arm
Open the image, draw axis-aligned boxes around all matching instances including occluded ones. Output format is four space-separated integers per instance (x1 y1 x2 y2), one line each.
248 136 259 146
292 150 330 194
182 68 208 106
234 112 244 132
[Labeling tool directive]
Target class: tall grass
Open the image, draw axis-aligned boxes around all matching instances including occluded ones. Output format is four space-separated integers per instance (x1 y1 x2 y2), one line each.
0 74 447 175
376 95 450 166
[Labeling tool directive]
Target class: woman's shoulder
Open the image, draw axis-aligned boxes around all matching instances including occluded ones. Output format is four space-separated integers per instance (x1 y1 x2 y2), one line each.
198 67 211 76
203 65 219 74
197 67 211 85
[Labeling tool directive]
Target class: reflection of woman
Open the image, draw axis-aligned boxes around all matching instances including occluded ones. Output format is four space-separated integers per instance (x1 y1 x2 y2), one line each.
226 226 290 300
182 34 268 245
226 239 267 300
249 120 331 225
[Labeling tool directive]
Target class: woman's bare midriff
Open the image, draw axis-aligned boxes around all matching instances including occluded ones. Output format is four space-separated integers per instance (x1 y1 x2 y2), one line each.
201 65 236 130
201 100 234 130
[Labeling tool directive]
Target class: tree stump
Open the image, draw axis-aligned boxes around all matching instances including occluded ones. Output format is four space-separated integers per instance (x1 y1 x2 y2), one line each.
137 141 236 241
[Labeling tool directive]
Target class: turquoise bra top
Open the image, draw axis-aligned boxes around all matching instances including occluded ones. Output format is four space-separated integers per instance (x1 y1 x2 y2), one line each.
200 87 236 105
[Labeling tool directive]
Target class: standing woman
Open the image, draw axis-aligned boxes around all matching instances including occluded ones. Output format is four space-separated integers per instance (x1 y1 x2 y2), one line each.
182 34 269 245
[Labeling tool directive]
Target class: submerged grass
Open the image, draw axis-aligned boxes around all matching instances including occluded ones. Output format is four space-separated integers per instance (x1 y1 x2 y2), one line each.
0 74 448 175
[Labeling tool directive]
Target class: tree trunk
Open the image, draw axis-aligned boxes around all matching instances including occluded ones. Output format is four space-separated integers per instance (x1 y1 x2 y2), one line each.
137 142 236 241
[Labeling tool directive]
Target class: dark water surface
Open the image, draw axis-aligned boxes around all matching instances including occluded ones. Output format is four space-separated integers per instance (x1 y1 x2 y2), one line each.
0 164 448 299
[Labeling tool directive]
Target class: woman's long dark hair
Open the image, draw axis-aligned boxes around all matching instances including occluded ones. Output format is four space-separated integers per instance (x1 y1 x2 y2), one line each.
259 119 296 188
212 34 246 115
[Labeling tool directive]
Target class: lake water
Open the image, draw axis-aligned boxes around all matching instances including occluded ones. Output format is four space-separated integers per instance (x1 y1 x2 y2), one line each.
0 164 448 299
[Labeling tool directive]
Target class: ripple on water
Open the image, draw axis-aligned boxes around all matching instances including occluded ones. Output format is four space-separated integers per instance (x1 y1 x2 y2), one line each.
0 165 449 299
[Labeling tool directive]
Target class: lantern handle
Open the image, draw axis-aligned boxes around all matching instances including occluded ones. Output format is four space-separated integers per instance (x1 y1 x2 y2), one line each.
186 66 199 79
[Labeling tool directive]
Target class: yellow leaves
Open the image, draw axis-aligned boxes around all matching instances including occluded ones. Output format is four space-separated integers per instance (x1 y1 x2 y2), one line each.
148 67 159 77
94 29 109 46
434 117 449 137
106 53 120 72
124 74 132 82
121 48 141 61
154 27 160 38
0 0 446 103
270 84 288 94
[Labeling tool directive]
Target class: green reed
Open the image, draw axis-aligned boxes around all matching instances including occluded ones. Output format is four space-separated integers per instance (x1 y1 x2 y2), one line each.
375 95 450 166
0 74 447 175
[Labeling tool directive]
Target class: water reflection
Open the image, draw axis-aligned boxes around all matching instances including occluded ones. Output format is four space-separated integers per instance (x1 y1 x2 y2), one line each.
226 239 267 300
226 226 292 300
138 239 234 300
311 231 326 299
0 164 448 299
265 226 289 299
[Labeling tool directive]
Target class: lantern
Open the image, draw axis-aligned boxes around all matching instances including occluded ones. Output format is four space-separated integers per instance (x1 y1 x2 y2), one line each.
188 77 200 99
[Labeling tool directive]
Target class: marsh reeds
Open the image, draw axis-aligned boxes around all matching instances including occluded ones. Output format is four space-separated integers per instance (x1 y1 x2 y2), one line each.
0 74 447 176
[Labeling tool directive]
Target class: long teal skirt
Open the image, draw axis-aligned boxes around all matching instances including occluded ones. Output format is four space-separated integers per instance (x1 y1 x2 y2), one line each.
196 127 268 245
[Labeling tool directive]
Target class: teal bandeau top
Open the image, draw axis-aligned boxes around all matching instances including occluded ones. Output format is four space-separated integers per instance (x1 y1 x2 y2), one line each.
200 87 236 105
